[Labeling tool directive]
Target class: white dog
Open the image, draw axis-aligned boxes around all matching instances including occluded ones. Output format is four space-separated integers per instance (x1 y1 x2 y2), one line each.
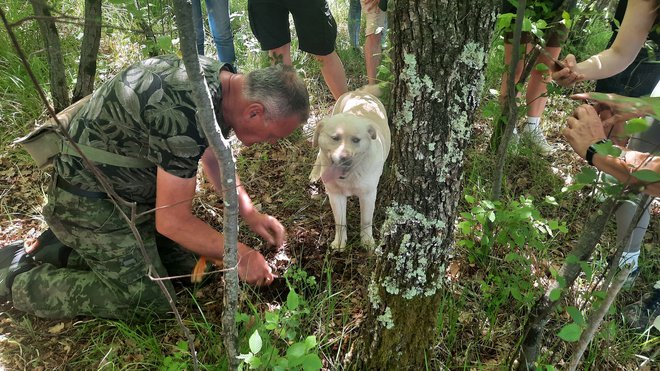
309 87 391 249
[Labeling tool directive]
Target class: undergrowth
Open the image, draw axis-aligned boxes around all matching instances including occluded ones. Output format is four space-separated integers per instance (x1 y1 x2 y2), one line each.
0 0 656 370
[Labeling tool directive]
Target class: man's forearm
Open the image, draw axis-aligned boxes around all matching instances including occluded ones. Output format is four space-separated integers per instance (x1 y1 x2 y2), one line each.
592 148 660 196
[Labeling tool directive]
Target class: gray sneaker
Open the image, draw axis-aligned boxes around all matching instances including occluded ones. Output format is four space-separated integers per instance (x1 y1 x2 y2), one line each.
522 125 553 155
623 287 660 332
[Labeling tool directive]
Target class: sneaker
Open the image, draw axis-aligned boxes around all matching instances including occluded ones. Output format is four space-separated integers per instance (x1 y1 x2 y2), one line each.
0 240 36 300
622 267 640 290
623 287 660 332
522 125 553 155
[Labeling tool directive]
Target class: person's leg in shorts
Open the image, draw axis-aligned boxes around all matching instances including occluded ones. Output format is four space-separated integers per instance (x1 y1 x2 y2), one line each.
290 0 347 99
361 0 387 84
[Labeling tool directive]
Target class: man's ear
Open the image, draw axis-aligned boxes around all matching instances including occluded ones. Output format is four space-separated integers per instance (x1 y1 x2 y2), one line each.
244 103 265 121
313 120 324 147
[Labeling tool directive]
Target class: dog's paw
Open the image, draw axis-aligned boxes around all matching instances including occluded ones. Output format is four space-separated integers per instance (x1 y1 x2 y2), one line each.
361 235 376 249
331 238 347 251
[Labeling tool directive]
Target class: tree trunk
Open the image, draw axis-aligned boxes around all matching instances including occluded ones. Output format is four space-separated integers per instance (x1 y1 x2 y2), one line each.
72 0 101 103
29 0 69 112
352 1 498 369
172 1 240 369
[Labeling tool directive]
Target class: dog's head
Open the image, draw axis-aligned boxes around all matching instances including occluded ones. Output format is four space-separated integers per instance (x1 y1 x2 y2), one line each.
313 113 378 181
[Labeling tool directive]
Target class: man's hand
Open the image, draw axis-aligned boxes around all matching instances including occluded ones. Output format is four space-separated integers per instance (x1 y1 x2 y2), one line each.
551 54 584 87
238 244 276 286
563 104 608 159
243 210 286 247
571 92 650 145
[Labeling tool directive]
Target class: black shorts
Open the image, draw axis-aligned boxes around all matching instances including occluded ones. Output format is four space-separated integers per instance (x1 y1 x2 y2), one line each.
248 0 337 56
501 0 575 47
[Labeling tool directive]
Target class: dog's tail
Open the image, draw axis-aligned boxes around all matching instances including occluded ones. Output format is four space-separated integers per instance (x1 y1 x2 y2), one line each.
356 84 382 98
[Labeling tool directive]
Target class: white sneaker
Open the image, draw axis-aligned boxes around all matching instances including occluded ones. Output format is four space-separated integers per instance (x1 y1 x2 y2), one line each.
522 125 553 155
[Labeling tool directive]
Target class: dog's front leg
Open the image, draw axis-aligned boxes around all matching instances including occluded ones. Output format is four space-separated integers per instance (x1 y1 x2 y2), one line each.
359 190 377 248
328 193 348 250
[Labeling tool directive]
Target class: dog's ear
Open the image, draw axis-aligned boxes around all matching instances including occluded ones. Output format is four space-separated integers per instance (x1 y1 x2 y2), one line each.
313 120 324 147
368 125 377 140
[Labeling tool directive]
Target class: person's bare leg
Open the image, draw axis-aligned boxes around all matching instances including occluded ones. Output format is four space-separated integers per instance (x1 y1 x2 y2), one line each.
521 45 561 154
526 46 561 117
314 51 348 100
499 42 527 103
268 43 292 65
364 32 382 84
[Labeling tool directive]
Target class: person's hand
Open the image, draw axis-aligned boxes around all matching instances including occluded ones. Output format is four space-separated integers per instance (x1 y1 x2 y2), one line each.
563 104 608 159
363 0 381 12
551 54 584 87
571 92 650 145
237 244 277 286
243 210 286 247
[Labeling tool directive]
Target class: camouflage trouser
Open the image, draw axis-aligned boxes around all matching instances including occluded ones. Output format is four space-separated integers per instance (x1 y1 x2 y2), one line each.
11 178 198 320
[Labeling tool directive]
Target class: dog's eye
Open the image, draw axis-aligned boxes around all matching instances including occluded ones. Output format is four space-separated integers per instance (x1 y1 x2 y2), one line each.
351 137 361 144
331 135 340 141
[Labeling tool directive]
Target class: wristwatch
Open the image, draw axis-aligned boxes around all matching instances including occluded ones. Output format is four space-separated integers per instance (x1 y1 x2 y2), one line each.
586 139 608 166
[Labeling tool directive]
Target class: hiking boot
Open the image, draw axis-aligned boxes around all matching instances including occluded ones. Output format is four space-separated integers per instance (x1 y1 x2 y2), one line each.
623 287 660 332
522 125 553 155
28 228 73 268
0 240 36 300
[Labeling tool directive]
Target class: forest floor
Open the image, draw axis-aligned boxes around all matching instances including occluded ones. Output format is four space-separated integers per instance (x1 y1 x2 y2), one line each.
0 89 658 369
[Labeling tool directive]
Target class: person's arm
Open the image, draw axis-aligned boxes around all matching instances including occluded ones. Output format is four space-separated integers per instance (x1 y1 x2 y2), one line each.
591 148 660 196
155 167 275 285
563 104 660 196
200 148 286 247
553 0 657 85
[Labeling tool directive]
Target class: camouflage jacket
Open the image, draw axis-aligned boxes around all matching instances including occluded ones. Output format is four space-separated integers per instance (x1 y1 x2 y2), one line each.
55 55 232 204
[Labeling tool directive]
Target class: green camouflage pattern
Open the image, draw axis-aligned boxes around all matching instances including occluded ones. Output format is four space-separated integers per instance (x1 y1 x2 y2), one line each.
10 179 199 320
55 54 230 204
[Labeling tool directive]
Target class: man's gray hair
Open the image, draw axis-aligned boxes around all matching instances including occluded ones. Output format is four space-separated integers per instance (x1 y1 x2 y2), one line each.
244 64 310 123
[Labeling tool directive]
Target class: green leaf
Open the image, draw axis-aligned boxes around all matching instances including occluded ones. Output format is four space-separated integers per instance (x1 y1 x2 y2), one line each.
458 221 473 235
522 17 533 32
235 312 250 323
632 169 660 182
249 356 262 368
505 252 520 262
497 13 515 31
565 306 585 326
557 323 582 342
511 286 523 301
534 63 549 72
624 118 651 135
487 211 496 223
287 289 300 310
249 330 262 354
287 341 307 359
579 261 593 281
544 196 558 206
464 194 476 204
575 167 597 184
565 254 579 264
301 354 323 371
157 35 173 51
482 101 501 119
549 288 562 301
304 335 317 350
562 10 572 28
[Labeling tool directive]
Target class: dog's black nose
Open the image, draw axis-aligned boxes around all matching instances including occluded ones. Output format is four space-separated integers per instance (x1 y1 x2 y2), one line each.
339 158 352 168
